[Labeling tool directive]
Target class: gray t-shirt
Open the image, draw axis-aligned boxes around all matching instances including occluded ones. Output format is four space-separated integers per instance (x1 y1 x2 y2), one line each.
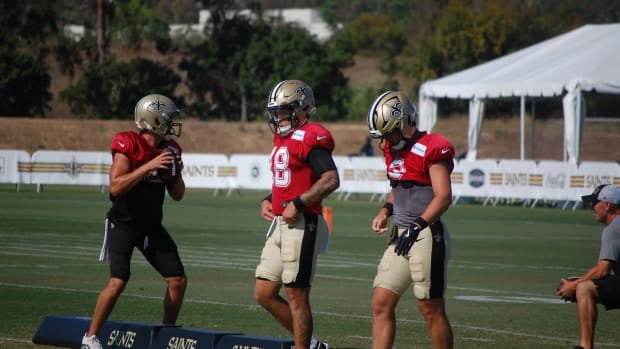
599 216 620 276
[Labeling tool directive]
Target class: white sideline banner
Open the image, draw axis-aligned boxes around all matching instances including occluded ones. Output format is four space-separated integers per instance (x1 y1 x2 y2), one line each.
339 156 389 199
228 154 271 190
0 150 31 185
494 159 540 201
181 153 231 189
30 150 111 186
572 161 620 195
451 159 499 200
5 149 619 206
332 155 352 194
537 160 579 201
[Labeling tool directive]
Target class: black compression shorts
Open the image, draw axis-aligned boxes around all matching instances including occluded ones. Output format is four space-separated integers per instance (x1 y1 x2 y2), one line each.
106 220 185 281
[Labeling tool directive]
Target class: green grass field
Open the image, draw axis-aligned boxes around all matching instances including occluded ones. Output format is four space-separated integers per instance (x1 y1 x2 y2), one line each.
1 185 618 349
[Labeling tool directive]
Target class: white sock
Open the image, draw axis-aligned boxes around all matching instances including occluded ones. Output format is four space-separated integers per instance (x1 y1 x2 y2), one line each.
310 336 318 348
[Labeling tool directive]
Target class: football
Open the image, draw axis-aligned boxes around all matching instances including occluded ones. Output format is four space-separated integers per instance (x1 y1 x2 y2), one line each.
159 146 183 184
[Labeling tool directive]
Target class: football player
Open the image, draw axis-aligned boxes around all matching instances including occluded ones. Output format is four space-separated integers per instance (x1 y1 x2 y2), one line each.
368 91 454 349
254 80 339 349
82 94 187 349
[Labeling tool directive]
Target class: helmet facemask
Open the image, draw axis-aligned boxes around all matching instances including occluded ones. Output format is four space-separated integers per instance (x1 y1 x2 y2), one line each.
266 80 316 136
161 110 182 139
267 103 306 136
134 94 182 139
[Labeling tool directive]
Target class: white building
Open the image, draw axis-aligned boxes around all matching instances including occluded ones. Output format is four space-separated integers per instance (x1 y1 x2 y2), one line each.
67 8 334 43
171 8 334 42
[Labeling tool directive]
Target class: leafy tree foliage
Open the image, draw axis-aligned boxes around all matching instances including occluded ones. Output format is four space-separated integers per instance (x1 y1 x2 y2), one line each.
407 0 620 86
180 5 352 121
0 1 58 48
263 25 351 121
0 1 58 116
405 0 620 117
179 7 261 119
156 0 200 23
109 0 172 54
3 0 618 120
332 13 407 58
61 58 180 119
0 48 52 116
320 0 415 27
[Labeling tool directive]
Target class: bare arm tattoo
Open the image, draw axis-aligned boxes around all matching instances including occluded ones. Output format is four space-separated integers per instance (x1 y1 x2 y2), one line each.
300 169 339 205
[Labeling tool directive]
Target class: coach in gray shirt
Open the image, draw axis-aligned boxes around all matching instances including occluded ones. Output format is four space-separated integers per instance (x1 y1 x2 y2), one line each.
556 184 620 349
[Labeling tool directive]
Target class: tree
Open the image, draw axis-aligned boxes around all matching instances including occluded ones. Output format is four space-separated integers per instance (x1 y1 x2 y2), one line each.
179 6 260 119
0 1 58 116
320 0 416 27
332 13 407 58
61 58 180 119
0 48 52 116
108 0 172 54
260 25 351 121
180 5 352 121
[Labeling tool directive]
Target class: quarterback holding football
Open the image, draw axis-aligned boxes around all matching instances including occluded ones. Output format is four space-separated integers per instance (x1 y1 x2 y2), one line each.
81 94 188 349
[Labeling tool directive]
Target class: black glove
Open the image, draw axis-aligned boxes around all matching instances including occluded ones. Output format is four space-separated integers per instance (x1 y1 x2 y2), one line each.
394 217 428 256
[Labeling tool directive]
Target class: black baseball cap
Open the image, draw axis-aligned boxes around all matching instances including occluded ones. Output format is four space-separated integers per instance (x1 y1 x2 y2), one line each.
582 184 620 209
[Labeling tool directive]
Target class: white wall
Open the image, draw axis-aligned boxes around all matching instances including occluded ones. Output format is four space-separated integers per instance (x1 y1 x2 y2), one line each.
2 150 619 208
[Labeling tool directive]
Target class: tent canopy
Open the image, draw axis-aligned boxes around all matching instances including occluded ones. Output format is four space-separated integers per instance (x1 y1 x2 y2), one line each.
418 23 620 164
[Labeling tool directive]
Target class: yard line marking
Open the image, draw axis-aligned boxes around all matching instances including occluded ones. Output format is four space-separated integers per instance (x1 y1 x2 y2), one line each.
454 295 565 304
461 337 495 342
0 337 32 344
3 282 619 347
2 238 583 272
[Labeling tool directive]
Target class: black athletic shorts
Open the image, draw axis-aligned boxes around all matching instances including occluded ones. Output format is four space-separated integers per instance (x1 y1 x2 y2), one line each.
106 220 185 281
594 275 620 310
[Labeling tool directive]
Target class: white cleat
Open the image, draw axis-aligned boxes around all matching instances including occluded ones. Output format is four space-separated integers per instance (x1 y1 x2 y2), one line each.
81 333 103 349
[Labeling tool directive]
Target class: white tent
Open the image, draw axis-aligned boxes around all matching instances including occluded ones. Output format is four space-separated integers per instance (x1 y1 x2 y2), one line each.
418 23 620 164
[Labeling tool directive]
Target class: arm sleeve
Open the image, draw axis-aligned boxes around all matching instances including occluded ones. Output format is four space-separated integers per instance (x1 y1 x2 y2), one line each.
307 148 337 176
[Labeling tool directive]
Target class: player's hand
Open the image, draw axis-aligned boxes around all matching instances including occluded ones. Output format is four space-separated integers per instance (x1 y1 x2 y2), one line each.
149 150 175 172
394 224 422 256
281 202 297 225
371 212 389 234
261 199 274 222
394 218 428 256
159 147 183 184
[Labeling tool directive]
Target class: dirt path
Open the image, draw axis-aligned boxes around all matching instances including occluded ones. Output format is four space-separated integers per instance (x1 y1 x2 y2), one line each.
0 116 617 162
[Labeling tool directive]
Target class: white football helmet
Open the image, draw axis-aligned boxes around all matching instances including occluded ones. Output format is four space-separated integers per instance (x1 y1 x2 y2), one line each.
266 80 316 135
367 91 417 149
134 94 182 138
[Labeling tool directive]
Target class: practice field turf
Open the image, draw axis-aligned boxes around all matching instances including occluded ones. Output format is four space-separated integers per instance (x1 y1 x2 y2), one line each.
1 186 618 349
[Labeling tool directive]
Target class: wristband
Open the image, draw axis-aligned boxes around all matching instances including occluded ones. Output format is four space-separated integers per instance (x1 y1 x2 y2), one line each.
413 217 428 229
292 196 305 210
382 202 394 217
263 193 272 203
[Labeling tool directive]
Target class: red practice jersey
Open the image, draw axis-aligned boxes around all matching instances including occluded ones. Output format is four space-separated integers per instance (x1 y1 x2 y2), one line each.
270 122 335 215
383 131 455 184
107 131 182 227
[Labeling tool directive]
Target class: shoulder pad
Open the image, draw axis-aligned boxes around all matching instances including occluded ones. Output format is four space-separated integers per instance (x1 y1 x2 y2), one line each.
303 123 335 152
110 131 138 154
